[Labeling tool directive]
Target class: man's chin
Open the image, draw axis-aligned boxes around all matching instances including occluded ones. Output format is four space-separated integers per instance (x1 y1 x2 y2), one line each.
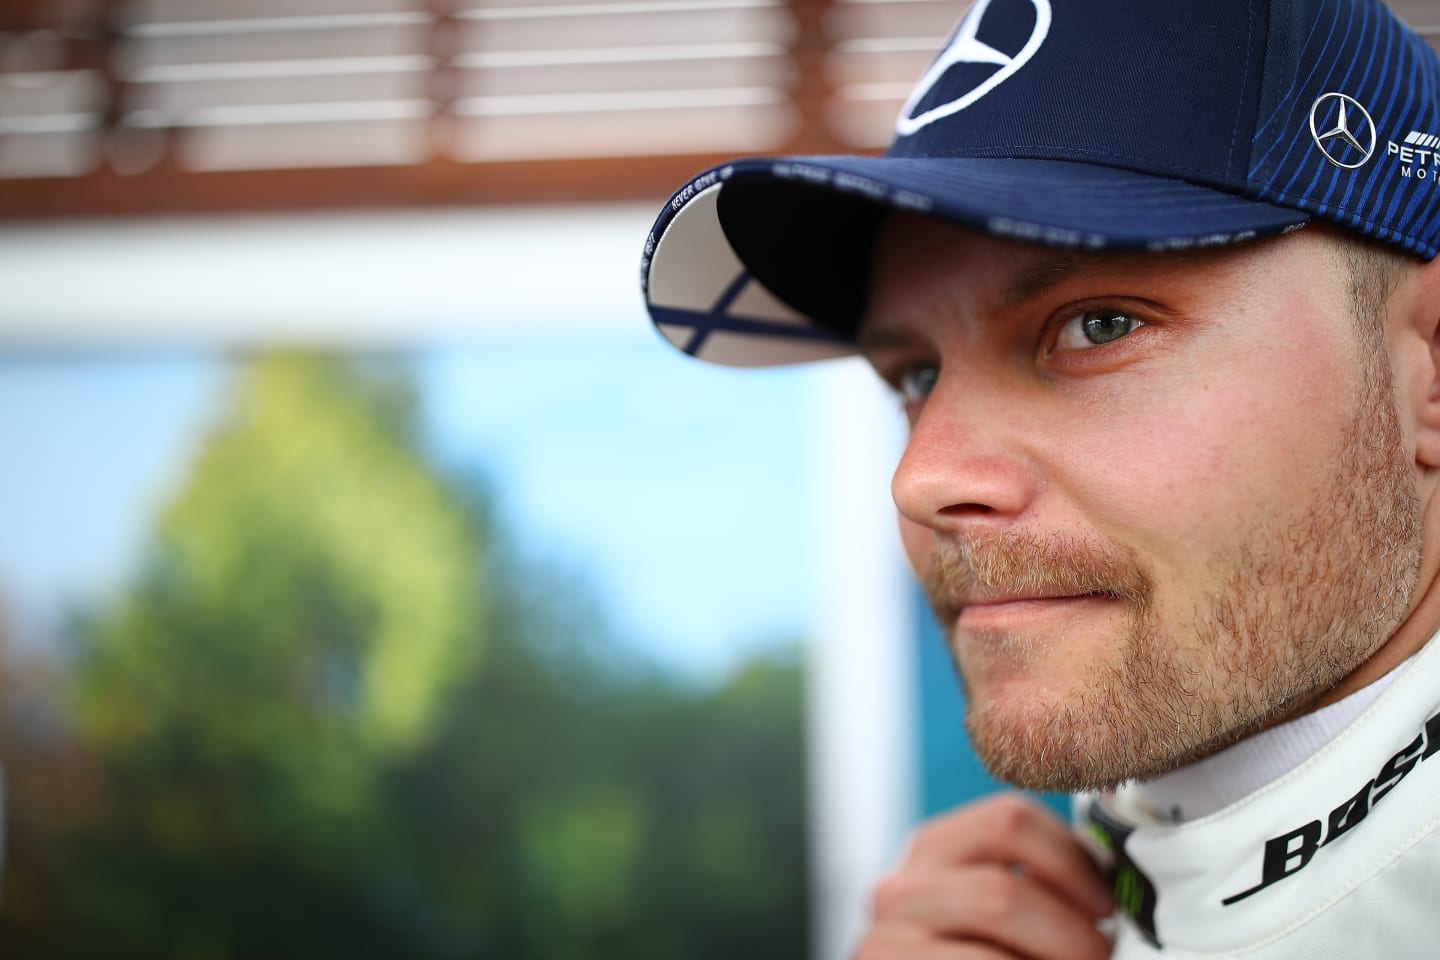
965 691 1277 793
952 619 1186 791
963 690 1202 794
964 698 1117 793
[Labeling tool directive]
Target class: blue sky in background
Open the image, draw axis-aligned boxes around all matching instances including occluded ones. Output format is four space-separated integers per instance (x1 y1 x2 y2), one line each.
0 352 226 644
0 332 824 682
422 332 826 679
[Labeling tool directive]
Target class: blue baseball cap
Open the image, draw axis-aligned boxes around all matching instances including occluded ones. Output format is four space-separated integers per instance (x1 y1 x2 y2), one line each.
641 0 1440 366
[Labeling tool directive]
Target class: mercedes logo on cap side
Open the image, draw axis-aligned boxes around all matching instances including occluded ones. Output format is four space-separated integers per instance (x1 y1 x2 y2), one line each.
1309 92 1377 169
897 0 1052 137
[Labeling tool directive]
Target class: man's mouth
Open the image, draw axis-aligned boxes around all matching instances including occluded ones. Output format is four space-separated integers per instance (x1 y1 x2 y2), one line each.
955 591 1117 628
922 531 1154 629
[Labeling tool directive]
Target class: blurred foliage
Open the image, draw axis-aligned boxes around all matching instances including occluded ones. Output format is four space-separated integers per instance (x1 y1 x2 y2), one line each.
0 353 807 959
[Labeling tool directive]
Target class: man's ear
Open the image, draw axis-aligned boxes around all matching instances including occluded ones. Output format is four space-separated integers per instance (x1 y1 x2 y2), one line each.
1406 253 1440 470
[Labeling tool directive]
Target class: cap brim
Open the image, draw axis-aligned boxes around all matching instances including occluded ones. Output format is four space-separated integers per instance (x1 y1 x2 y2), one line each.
643 155 1311 367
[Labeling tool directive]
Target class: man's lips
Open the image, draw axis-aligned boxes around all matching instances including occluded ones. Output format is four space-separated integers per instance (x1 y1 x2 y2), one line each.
955 592 1115 628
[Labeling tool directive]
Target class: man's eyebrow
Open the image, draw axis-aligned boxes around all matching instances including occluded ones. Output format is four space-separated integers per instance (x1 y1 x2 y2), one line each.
858 248 1144 352
999 252 1105 306
854 324 919 356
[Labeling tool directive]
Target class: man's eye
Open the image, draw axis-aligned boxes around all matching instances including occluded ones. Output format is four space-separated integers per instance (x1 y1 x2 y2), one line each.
1055 308 1145 350
897 365 939 404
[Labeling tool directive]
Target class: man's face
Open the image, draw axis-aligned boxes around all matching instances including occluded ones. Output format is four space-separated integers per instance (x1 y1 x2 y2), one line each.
860 218 1422 792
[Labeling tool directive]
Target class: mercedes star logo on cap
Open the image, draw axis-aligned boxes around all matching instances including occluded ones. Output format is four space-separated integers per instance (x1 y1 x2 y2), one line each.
1309 92 1378 170
896 0 1052 137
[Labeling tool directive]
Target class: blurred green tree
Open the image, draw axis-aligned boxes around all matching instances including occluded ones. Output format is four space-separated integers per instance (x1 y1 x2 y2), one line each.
75 356 485 861
0 353 807 960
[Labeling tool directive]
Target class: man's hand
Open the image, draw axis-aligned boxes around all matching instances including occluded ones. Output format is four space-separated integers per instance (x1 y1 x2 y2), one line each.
854 794 1114 960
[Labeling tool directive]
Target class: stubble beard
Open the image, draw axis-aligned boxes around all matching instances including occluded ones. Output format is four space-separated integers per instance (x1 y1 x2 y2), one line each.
927 347 1423 794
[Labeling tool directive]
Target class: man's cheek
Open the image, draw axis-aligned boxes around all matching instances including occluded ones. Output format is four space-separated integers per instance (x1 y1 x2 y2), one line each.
1098 396 1280 524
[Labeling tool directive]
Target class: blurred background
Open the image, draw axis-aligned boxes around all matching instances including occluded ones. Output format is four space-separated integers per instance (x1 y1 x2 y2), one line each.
2 1 1434 959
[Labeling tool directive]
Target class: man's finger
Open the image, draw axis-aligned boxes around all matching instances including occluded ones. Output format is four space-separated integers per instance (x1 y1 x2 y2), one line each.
902 794 1113 919
872 864 1113 960
854 925 1031 960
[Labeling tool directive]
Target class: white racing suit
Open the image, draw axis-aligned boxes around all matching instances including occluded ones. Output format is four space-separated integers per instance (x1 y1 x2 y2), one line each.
1076 636 1440 958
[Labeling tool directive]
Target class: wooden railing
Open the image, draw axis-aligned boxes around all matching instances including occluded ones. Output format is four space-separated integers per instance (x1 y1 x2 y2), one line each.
0 0 1433 220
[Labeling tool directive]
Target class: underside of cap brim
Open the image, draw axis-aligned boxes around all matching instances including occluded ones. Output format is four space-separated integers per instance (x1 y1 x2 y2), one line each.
643 155 1312 368
645 172 860 367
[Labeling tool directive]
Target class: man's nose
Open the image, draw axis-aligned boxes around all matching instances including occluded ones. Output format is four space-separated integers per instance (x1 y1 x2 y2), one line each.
891 372 1041 535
